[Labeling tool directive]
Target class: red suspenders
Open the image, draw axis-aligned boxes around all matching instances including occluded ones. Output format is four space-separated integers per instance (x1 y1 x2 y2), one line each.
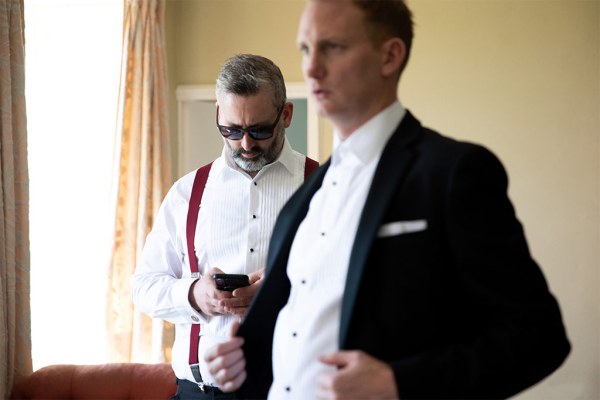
185 157 319 389
185 163 213 389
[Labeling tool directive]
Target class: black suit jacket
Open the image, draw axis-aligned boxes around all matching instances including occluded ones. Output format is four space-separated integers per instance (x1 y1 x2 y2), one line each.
237 111 570 399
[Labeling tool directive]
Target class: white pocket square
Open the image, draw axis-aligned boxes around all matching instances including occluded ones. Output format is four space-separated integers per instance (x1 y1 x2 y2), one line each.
377 219 428 238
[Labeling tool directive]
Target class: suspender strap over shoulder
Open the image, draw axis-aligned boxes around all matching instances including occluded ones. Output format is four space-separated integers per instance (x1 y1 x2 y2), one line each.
186 163 212 278
185 157 319 387
186 163 212 388
304 157 319 180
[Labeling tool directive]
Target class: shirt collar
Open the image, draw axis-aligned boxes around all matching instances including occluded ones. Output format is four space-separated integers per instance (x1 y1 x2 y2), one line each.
271 137 296 175
332 101 406 167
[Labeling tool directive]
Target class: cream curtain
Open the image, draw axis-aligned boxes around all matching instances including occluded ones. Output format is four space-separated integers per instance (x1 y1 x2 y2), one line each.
0 0 32 397
107 0 172 363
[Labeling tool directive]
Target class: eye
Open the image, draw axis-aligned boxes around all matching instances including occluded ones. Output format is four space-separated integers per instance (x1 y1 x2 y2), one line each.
223 127 242 135
249 126 270 135
326 42 342 51
299 43 310 55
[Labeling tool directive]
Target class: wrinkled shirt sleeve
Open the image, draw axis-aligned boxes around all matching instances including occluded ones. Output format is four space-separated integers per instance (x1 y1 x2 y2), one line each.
131 176 209 326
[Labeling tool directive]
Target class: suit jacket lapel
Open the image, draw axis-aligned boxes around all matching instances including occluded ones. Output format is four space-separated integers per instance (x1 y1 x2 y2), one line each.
339 111 422 347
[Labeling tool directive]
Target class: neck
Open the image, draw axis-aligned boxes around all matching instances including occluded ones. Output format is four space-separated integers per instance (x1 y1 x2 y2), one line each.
334 97 398 140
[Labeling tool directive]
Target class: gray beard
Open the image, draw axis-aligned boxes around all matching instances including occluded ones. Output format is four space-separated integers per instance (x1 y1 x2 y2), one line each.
232 149 270 172
229 133 284 173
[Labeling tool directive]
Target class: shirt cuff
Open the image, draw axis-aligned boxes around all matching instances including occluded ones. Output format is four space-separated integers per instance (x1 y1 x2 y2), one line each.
173 277 210 324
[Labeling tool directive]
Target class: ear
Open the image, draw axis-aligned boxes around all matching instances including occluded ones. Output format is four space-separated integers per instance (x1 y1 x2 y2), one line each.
380 37 406 78
283 101 294 129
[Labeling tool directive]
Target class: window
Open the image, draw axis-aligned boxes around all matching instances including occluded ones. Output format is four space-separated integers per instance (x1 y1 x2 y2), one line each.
25 0 123 369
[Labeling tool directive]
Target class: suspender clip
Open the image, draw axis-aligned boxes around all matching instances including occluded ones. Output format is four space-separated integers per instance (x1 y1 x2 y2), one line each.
190 363 206 391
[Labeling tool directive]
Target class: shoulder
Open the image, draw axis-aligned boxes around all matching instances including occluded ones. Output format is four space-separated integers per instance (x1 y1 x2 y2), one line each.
386 112 508 185
278 140 316 180
399 113 502 170
422 130 503 170
409 130 510 194
168 159 225 203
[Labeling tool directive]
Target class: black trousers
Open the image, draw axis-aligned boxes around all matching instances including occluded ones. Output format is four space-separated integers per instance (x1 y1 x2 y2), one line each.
170 378 239 400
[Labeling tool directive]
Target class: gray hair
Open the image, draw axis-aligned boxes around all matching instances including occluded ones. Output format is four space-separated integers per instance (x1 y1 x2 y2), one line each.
215 54 287 109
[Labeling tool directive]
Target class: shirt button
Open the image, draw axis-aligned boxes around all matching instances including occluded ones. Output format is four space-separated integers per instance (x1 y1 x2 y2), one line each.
253 182 257 186
321 232 325 236
301 279 306 285
191 316 199 322
252 214 256 219
285 386 291 392
292 332 297 337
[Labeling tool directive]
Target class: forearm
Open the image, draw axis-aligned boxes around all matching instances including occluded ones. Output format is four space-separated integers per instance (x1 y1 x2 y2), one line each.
131 271 204 324
131 215 209 324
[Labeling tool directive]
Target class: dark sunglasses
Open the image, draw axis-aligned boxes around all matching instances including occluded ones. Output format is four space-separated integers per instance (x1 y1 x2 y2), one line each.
216 104 284 141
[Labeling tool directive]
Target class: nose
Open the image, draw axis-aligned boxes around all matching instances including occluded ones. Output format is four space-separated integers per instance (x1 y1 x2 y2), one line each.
303 50 323 80
240 131 256 151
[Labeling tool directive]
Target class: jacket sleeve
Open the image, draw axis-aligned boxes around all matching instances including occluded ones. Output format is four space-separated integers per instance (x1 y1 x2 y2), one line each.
390 145 570 399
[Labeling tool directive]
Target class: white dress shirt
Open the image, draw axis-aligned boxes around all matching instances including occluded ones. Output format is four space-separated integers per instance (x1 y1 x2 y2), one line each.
268 102 406 399
132 138 308 386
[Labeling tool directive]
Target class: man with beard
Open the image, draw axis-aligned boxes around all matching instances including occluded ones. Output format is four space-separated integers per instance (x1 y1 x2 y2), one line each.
131 54 317 400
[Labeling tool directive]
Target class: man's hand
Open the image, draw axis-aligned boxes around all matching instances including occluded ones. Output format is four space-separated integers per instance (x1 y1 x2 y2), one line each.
316 350 399 400
189 267 233 316
189 267 264 317
205 321 247 392
226 268 264 316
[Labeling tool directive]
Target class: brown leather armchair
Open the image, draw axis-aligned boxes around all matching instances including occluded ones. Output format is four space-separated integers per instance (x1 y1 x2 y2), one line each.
10 363 177 399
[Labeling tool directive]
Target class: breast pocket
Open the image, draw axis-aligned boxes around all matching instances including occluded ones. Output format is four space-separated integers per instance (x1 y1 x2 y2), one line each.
377 219 427 238
371 218 431 281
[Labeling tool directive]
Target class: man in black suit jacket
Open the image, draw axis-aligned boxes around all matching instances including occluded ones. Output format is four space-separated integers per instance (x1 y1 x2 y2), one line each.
205 1 570 399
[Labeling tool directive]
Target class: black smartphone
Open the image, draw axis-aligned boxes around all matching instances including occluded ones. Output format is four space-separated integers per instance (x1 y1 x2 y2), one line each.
213 273 250 291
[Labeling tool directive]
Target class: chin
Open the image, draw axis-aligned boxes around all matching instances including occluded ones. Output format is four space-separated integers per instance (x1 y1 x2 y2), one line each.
315 105 332 119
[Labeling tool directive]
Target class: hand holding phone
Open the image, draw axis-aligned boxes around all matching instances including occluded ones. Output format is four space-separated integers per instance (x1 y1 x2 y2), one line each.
213 273 250 291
